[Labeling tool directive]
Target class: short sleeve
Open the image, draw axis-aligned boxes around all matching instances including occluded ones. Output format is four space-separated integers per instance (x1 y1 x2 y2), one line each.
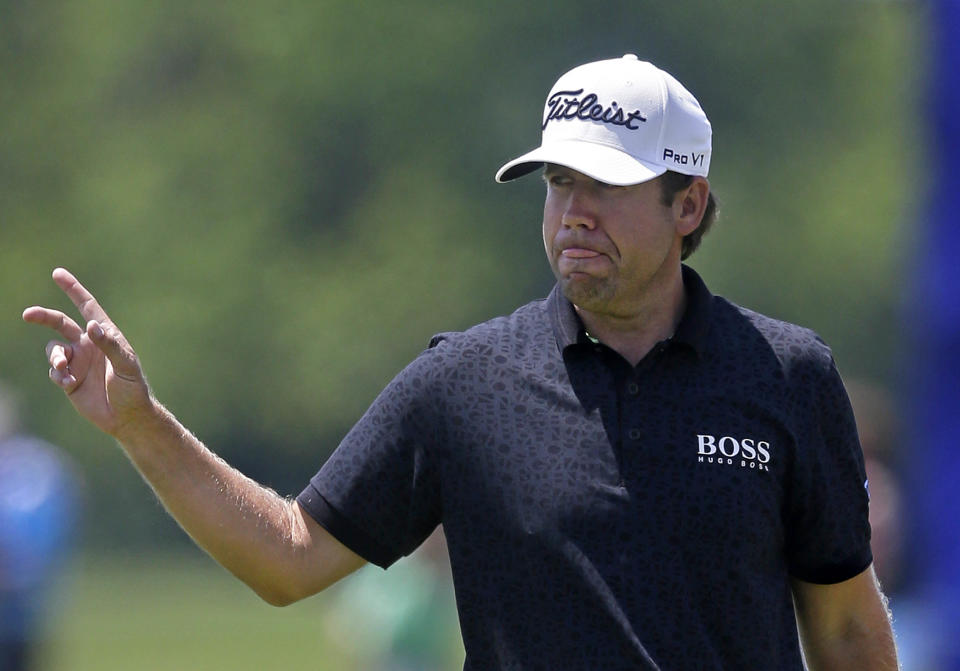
296 348 445 569
784 350 873 584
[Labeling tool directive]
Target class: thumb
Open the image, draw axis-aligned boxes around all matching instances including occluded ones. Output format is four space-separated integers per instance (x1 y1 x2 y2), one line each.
87 320 143 380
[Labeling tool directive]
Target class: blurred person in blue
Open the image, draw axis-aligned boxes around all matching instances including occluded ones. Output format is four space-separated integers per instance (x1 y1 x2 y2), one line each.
0 383 82 671
22 55 899 670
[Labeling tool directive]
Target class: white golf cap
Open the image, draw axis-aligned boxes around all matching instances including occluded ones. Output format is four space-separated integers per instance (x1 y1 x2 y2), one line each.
496 54 712 185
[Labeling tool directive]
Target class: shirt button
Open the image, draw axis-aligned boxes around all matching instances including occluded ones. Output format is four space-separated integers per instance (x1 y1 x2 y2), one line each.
628 428 641 441
627 382 639 395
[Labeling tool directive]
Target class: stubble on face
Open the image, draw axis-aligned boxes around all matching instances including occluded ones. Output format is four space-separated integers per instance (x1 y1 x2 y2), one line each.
556 266 620 313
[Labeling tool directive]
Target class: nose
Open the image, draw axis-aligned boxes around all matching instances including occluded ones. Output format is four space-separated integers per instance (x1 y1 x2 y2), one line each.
560 184 598 230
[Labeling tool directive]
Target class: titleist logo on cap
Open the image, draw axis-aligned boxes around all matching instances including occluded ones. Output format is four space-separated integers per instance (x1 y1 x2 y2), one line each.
496 55 711 184
542 88 647 131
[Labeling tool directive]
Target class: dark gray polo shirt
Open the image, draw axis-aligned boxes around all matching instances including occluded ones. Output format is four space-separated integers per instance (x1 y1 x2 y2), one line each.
298 265 872 670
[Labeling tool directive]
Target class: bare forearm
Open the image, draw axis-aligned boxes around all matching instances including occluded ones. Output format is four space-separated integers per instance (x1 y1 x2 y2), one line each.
801 624 898 671
797 576 899 671
114 400 314 605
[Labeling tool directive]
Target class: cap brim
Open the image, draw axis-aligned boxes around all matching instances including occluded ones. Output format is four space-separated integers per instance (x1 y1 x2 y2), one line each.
495 140 667 186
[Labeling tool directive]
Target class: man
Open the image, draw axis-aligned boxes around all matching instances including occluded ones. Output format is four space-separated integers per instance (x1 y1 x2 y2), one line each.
23 55 897 669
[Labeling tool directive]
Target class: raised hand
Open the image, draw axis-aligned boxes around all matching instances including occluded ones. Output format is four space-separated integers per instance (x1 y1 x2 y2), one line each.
25 268 365 602
22 268 153 439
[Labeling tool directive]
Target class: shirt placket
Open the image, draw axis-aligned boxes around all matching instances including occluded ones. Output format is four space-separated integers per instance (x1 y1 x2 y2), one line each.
621 342 671 465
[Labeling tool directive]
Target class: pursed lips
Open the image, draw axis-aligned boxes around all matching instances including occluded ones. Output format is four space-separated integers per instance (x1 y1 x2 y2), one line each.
554 231 612 259
561 247 602 259
557 242 610 260
553 233 614 270
556 245 612 278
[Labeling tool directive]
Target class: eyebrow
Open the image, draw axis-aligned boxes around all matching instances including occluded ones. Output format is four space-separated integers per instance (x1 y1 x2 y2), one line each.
542 166 621 189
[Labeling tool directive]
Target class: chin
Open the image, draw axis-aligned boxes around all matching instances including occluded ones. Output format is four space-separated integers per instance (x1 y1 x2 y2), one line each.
560 276 616 309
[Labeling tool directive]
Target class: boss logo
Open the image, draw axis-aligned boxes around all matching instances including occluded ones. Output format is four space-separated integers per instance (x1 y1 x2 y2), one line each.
696 434 771 471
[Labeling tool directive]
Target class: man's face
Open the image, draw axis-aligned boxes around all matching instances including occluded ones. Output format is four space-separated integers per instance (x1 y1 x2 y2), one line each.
542 164 683 317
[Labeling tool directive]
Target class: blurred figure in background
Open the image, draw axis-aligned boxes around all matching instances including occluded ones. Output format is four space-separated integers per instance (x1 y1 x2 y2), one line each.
847 380 941 670
0 383 82 671
846 380 904 593
322 527 462 670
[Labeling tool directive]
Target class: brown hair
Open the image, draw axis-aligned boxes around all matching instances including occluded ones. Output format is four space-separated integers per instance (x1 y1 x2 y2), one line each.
659 171 718 260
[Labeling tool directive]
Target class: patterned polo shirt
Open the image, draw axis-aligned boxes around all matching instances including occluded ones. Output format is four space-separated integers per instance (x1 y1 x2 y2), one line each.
297 265 872 670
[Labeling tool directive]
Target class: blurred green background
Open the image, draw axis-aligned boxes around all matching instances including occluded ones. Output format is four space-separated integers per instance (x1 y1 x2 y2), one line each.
2 0 924 668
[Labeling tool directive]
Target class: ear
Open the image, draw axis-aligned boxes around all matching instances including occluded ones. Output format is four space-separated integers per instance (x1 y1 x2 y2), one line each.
674 177 710 236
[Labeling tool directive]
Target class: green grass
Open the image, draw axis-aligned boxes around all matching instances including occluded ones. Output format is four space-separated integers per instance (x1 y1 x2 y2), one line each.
37 551 462 670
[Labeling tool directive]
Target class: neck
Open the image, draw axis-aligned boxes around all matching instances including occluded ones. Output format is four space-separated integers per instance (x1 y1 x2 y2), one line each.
575 265 686 366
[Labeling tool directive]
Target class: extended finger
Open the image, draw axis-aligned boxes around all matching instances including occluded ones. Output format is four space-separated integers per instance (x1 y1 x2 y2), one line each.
87 320 141 381
45 340 73 371
22 306 85 341
52 267 110 323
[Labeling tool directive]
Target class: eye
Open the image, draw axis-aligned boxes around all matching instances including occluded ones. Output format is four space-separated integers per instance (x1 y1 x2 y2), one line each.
543 173 572 188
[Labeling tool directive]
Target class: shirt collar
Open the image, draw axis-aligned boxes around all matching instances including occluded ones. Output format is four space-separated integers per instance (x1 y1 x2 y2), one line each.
548 264 713 357
674 264 712 356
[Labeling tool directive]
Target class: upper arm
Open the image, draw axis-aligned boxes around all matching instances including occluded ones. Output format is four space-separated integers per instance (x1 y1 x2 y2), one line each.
784 347 873 585
280 346 451 602
791 564 898 670
296 350 447 569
